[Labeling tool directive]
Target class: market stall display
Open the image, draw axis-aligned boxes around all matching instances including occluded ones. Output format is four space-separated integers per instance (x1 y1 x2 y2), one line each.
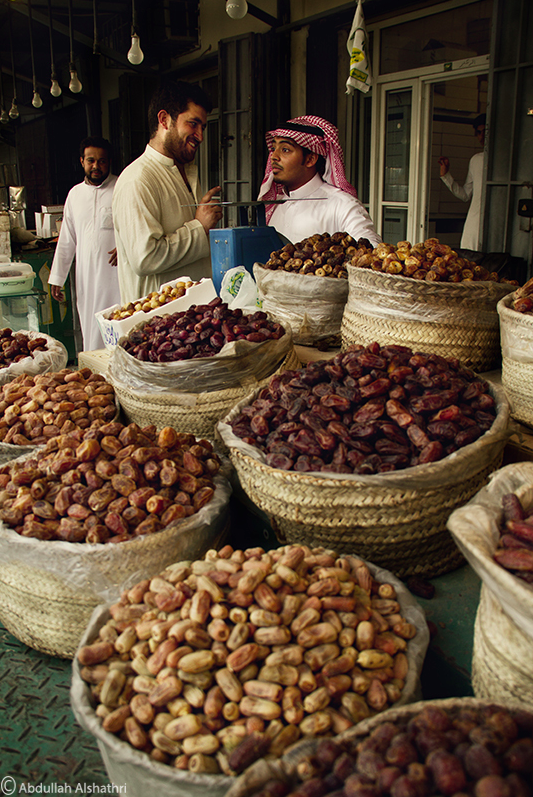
71 544 428 797
107 297 297 439
226 697 533 797
0 421 231 658
217 343 510 578
253 233 370 347
447 461 533 710
498 290 533 427
342 239 516 372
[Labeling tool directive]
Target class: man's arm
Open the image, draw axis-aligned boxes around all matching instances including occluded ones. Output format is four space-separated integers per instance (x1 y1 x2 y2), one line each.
336 195 382 248
439 156 473 203
112 176 220 279
48 193 76 300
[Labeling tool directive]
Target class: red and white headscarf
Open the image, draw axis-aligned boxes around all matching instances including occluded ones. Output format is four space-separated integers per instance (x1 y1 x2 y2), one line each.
258 114 358 222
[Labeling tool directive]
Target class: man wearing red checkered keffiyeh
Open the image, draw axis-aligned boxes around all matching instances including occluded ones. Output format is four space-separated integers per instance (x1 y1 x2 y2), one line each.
258 115 380 246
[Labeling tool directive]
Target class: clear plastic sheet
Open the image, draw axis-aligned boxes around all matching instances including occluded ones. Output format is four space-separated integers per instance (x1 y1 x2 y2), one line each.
497 291 533 363
345 266 514 326
0 472 232 606
253 264 349 345
217 381 511 492
0 330 68 386
108 324 292 394
447 461 533 639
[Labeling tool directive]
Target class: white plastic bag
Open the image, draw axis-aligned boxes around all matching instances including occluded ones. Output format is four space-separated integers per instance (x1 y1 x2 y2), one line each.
220 266 260 312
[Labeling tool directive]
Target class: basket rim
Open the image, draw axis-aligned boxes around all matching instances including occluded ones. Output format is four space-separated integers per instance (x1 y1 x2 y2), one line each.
497 290 533 327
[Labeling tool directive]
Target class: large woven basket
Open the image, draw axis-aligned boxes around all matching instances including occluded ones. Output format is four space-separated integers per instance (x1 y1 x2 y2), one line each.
0 476 231 659
342 268 514 372
217 385 510 579
109 347 300 438
472 583 533 710
498 292 533 427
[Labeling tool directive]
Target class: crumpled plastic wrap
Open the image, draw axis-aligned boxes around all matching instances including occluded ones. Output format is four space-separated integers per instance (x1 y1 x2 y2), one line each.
345 266 514 326
108 324 292 394
497 291 533 363
71 602 234 797
0 471 232 606
253 264 348 345
217 380 511 493
0 330 68 386
71 558 428 797
447 461 533 640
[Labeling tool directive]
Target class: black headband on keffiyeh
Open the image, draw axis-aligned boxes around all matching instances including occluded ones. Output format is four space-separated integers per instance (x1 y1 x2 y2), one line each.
258 114 358 221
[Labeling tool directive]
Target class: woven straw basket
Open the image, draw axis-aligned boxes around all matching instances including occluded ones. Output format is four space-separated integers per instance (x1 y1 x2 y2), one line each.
109 348 301 438
0 477 231 659
342 268 514 372
226 696 526 797
498 292 533 427
218 385 510 580
472 583 533 711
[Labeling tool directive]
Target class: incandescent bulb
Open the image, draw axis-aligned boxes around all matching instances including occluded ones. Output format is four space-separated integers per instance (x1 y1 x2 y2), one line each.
8 100 19 120
69 69 82 93
0 109 8 124
226 0 248 19
32 90 43 108
50 79 62 97
127 33 144 65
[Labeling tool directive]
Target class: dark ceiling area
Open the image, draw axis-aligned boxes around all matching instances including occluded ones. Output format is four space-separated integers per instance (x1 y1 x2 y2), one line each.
0 0 200 121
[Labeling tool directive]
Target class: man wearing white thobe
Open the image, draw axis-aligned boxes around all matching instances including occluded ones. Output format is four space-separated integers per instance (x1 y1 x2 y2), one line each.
112 81 222 305
48 136 120 352
438 114 486 251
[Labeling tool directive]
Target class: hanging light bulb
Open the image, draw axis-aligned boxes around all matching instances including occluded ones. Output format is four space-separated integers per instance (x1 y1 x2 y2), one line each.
32 90 43 108
127 32 144 64
68 0 82 92
48 0 61 96
0 109 8 124
69 66 83 93
8 99 19 120
226 0 248 19
28 0 44 111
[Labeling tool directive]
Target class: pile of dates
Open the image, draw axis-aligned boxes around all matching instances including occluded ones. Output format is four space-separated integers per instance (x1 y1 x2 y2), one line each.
261 234 373 279
229 342 497 475
0 327 48 368
239 702 533 797
108 279 196 321
78 543 417 775
121 298 285 363
0 421 220 542
510 277 533 314
0 367 116 446
350 238 518 285
493 492 533 584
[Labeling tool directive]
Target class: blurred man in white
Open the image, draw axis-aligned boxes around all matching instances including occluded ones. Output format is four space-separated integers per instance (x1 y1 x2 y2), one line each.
48 136 119 351
438 114 486 251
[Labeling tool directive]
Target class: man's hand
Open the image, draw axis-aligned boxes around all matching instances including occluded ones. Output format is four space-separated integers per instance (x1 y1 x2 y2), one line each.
50 285 65 302
195 186 223 234
108 247 118 267
438 156 450 177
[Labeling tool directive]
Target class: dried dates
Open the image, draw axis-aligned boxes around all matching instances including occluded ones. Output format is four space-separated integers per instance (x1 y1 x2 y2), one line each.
108 279 196 321
0 421 220 542
493 492 533 583
229 342 497 475
0 327 48 369
121 297 285 363
261 233 372 279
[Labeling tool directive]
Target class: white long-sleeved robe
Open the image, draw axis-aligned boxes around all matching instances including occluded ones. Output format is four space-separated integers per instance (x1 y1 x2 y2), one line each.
112 144 212 305
440 151 484 251
267 174 382 247
48 174 120 352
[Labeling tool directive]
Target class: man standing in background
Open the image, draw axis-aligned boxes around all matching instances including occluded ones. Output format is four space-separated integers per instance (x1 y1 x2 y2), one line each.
48 136 119 352
438 114 486 251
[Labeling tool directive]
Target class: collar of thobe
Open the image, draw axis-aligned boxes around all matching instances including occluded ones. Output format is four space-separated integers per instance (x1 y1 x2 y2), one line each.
83 173 115 189
145 143 197 189
279 173 325 200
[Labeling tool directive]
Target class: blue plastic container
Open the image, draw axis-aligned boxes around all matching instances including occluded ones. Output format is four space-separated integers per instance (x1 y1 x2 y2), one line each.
209 225 283 295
